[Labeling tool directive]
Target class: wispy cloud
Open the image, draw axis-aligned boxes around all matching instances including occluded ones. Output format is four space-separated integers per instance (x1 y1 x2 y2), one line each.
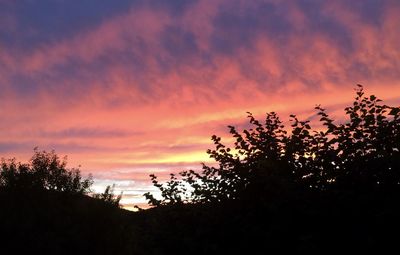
1 0 399 205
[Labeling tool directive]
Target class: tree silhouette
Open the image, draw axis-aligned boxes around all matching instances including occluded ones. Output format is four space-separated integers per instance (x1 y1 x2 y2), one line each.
145 85 400 206
0 148 93 194
93 184 123 207
0 149 135 254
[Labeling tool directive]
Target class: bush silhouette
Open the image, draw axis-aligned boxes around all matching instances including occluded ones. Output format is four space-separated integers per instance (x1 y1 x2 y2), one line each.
93 184 123 207
145 85 400 206
138 85 400 254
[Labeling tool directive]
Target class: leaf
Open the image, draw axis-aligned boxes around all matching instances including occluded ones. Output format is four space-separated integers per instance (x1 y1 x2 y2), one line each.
389 108 400 116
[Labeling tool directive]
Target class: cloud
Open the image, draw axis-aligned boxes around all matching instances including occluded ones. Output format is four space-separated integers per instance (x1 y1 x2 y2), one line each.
2 0 399 104
1 0 400 206
39 128 140 139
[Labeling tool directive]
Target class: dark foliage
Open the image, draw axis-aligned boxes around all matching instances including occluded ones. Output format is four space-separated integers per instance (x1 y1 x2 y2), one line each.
0 148 92 194
137 85 400 254
93 184 123 207
145 85 400 206
0 149 130 254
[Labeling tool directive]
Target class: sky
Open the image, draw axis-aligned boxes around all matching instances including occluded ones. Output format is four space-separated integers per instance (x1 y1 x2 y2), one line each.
1 0 400 209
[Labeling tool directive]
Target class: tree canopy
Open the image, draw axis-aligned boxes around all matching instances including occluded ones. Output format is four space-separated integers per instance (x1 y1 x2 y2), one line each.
145 85 400 206
0 148 122 207
0 148 92 194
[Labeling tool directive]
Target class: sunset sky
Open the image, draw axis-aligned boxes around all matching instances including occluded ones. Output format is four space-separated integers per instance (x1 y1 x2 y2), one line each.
1 0 400 208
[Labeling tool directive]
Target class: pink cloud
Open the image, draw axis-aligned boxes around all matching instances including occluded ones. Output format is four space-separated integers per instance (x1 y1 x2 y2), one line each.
1 0 400 207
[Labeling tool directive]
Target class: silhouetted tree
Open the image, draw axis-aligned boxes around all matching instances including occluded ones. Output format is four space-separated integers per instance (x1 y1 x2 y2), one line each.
0 148 93 194
93 184 123 207
286 85 400 192
145 85 400 206
0 149 134 254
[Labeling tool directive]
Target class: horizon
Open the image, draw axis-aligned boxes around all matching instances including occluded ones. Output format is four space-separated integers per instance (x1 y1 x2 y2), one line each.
1 0 400 209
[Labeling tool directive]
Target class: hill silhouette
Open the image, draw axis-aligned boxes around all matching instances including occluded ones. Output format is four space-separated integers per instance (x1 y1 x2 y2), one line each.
0 85 399 254
0 189 135 254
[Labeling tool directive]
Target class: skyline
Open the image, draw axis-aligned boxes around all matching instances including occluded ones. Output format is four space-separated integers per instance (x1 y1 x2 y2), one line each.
1 0 400 208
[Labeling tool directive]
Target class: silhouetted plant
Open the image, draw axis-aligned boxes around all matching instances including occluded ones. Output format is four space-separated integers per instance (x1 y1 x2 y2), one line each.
0 148 93 194
288 84 400 191
94 184 123 207
144 173 187 206
145 85 400 206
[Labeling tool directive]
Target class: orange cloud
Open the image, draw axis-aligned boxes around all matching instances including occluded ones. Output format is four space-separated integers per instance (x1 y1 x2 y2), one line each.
0 0 399 207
